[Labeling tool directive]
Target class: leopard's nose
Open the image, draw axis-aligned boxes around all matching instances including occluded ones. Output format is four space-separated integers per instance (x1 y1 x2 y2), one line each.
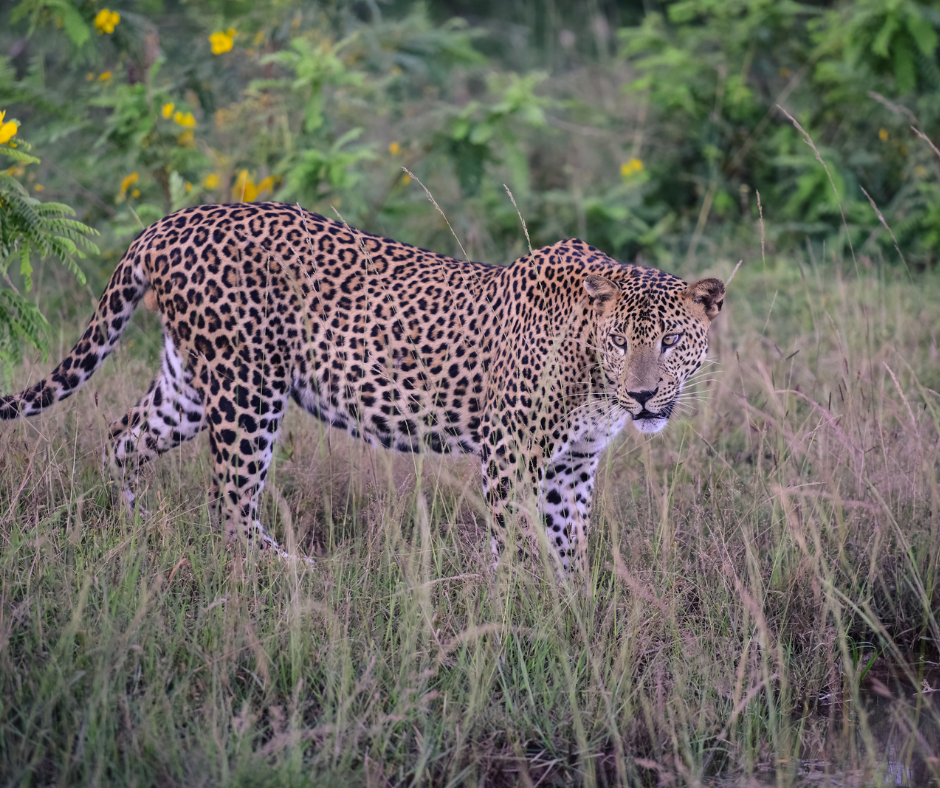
627 388 657 406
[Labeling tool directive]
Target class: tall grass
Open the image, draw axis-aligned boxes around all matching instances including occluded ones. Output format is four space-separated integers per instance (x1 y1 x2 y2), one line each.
1 253 939 786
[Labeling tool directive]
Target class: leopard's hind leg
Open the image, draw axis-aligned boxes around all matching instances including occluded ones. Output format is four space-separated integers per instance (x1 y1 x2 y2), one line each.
106 332 206 514
197 355 310 563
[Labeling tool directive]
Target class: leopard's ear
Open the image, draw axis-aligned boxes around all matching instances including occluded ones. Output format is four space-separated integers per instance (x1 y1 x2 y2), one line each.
685 278 725 320
583 275 620 311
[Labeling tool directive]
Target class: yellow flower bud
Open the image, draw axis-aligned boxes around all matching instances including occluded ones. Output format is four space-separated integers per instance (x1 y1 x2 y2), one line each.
209 31 234 55
94 9 120 34
120 172 139 195
620 158 644 177
173 111 197 129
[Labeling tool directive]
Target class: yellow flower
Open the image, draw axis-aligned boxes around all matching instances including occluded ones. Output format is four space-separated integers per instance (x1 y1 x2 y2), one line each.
914 165 928 178
99 71 112 82
85 72 95 81
177 130 195 146
209 31 234 55
203 173 221 189
879 128 889 142
0 110 18 145
621 158 644 177
389 141 401 155
94 9 121 35
400 173 412 186
117 172 139 202
173 111 196 129
120 172 139 195
185 181 193 193
256 176 275 195
33 184 44 192
233 169 256 201
253 29 265 45
226 28 236 38
232 170 275 202
131 189 140 198
161 102 175 119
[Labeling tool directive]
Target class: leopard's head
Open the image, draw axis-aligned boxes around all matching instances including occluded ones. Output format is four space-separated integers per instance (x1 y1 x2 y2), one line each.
584 271 725 434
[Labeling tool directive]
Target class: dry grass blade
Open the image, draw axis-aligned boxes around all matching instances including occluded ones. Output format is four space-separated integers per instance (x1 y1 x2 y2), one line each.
859 185 909 275
756 189 766 268
911 126 940 162
868 91 918 124
503 184 532 254
776 104 856 265
402 166 468 260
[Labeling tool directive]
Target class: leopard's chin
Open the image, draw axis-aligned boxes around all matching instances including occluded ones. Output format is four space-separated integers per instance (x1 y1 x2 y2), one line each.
632 415 668 434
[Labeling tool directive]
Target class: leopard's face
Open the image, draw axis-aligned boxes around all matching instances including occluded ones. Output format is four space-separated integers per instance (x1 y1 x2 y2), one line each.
584 272 725 435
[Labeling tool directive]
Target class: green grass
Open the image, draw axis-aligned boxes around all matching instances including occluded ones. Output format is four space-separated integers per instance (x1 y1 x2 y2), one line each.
1 257 939 786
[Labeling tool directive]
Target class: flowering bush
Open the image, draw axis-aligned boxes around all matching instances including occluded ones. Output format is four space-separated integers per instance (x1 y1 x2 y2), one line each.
0 0 936 353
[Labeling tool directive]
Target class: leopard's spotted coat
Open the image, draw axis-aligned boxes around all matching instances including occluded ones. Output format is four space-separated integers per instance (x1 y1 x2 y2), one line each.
1 202 724 571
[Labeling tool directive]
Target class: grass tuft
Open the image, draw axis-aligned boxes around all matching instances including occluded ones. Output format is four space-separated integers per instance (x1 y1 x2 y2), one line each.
1 258 939 785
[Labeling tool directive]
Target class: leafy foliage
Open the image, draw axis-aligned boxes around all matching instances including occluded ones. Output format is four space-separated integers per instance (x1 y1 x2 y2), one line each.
619 0 940 263
0 138 97 385
0 0 939 372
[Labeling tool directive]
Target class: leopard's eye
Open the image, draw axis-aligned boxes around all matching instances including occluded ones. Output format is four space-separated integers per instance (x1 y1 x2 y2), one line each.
610 334 627 349
662 333 681 348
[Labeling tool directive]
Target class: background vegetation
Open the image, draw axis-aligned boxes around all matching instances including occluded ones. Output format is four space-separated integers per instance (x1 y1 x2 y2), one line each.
0 0 939 785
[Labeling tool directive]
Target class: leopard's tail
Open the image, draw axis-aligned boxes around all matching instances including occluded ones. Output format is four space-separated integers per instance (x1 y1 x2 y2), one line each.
0 239 150 420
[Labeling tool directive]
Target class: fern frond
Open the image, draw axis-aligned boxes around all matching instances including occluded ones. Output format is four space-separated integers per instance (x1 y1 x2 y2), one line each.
33 202 77 217
0 148 41 165
0 164 96 364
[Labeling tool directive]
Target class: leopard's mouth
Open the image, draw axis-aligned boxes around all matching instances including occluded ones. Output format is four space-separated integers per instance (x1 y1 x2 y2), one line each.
629 401 674 434
632 412 668 434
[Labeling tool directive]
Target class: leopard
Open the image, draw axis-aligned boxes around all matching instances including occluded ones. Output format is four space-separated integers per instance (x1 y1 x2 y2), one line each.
0 201 724 572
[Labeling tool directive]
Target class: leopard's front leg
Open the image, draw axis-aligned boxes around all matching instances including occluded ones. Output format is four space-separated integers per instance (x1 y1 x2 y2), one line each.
479 441 600 575
540 448 601 573
479 442 544 571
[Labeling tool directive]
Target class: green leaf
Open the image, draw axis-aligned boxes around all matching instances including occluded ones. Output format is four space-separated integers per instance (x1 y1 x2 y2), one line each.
19 245 32 291
906 11 938 56
58 1 91 47
894 39 916 93
871 12 899 58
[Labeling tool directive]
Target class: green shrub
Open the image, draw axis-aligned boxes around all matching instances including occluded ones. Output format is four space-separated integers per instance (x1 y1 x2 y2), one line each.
619 0 940 264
